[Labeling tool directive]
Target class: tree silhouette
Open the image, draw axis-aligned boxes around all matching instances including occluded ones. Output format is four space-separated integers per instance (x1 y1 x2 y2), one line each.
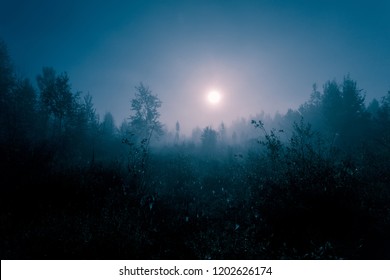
218 122 227 144
321 80 343 134
37 67 75 137
375 90 390 151
123 83 163 190
101 112 116 137
11 78 37 143
201 126 218 152
128 83 163 144
0 40 14 101
175 120 180 144
303 76 369 150
0 40 15 144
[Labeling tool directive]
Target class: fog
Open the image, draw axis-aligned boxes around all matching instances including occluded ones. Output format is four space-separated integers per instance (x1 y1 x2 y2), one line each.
1 0 390 260
1 1 389 134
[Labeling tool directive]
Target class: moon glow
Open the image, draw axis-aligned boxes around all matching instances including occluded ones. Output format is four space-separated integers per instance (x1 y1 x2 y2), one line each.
207 90 221 104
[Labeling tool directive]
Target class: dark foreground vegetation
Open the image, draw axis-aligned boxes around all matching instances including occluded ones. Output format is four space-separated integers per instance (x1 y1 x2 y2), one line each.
1 40 390 259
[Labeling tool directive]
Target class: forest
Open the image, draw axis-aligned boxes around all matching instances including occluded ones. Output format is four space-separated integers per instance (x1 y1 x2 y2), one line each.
1 39 390 259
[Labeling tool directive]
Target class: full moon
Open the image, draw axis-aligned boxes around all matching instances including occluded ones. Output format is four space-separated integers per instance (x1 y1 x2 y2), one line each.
207 90 221 104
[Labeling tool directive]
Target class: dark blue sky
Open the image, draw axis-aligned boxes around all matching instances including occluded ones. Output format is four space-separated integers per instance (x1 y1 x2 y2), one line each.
1 0 389 134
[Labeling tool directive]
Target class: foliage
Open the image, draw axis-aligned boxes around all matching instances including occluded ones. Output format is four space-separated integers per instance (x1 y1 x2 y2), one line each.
128 83 163 141
122 83 163 195
200 126 218 152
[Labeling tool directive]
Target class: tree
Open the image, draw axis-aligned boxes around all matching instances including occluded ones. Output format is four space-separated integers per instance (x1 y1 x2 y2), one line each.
201 126 218 152
298 83 323 128
175 120 180 144
191 126 202 144
128 83 163 145
101 112 116 137
317 76 369 150
123 83 163 188
83 93 99 130
338 77 368 147
375 90 390 151
367 98 380 119
11 78 37 142
341 76 366 122
37 67 75 137
0 40 15 143
321 80 343 133
218 122 227 144
378 90 390 122
70 93 100 162
0 40 14 103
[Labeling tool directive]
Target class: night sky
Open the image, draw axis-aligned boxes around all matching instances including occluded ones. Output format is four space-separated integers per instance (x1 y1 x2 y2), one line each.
1 0 389 134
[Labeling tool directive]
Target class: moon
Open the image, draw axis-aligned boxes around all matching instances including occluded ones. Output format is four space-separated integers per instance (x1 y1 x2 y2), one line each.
207 90 221 104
